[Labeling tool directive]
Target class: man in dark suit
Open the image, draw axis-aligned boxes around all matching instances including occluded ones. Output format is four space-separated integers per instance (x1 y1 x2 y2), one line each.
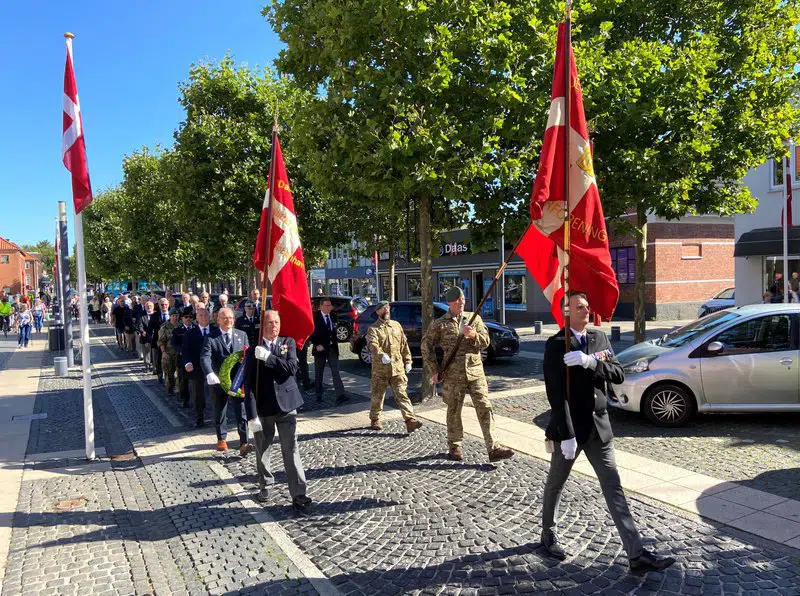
148 298 170 383
310 298 348 404
171 307 195 405
235 301 260 346
245 309 313 515
541 291 675 574
201 307 250 455
183 307 215 426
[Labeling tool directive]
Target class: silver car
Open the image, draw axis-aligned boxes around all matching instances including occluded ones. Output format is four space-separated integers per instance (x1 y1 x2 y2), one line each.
610 304 800 426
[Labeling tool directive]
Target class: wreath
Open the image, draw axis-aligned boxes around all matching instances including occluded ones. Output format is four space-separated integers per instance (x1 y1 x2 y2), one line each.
219 346 248 399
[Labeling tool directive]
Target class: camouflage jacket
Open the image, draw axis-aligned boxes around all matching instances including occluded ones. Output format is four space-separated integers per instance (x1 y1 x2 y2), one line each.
157 321 177 355
366 318 412 376
421 310 490 382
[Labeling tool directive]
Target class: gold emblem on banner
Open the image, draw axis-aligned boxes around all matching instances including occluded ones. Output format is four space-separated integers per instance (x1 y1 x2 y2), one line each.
576 144 594 178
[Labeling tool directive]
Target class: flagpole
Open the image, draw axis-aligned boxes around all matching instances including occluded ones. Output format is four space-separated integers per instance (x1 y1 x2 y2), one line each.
65 32 95 461
784 153 790 303
563 3 573 403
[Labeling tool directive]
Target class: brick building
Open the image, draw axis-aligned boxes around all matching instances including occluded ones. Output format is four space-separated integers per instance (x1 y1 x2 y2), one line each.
610 215 735 320
0 237 42 296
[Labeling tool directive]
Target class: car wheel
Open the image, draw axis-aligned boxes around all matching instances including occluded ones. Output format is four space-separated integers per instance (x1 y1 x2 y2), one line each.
336 323 351 342
358 342 372 366
643 384 694 427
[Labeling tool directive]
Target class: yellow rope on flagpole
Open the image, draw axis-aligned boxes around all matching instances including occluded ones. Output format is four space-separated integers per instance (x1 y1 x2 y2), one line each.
64 32 75 39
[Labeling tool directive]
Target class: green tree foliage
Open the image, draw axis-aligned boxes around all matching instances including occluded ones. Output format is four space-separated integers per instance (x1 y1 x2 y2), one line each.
21 240 55 277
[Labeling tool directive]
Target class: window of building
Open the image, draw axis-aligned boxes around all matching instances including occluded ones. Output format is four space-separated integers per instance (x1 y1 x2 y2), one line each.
25 262 30 270
437 272 460 300
407 276 422 301
772 157 785 187
610 247 636 284
503 270 527 310
681 243 702 260
0 255 9 264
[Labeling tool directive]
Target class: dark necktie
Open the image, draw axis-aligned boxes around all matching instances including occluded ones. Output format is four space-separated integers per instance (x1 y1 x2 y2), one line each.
162 314 167 322
224 333 231 349
579 335 587 351
326 315 332 331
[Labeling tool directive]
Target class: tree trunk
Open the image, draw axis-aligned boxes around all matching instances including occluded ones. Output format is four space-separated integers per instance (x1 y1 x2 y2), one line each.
419 194 436 401
634 204 647 344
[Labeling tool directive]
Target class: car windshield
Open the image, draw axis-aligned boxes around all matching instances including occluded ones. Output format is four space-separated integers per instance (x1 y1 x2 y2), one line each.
659 311 742 348
714 288 735 300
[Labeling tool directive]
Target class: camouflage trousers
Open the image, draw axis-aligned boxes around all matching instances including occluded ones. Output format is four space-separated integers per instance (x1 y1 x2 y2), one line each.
370 371 416 422
441 373 496 451
161 352 177 391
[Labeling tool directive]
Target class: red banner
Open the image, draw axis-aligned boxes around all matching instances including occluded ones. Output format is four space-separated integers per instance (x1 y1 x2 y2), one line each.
62 36 93 214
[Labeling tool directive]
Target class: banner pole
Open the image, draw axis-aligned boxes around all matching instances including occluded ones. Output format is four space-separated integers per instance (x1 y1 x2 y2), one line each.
563 3 573 405
74 210 95 460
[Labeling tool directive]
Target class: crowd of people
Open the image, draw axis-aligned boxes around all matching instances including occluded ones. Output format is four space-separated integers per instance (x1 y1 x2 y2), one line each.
763 270 800 303
0 292 49 347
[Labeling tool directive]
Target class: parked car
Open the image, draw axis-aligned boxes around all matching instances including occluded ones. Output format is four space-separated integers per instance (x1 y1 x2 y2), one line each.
697 287 735 318
311 295 368 342
610 304 800 427
350 301 520 366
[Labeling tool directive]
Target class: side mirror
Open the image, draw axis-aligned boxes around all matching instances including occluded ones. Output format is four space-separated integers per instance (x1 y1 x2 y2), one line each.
706 341 724 354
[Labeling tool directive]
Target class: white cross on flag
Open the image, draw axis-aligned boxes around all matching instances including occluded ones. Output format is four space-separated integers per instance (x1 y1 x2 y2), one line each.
62 35 93 213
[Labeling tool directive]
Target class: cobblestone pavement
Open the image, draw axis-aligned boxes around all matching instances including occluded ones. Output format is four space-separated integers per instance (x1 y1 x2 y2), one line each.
490 388 800 501
224 418 800 595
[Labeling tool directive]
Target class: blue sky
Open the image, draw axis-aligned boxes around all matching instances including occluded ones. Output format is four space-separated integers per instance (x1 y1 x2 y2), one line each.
0 1 282 249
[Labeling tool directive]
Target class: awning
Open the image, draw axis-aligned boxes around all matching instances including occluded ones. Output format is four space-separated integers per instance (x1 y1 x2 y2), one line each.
734 227 800 257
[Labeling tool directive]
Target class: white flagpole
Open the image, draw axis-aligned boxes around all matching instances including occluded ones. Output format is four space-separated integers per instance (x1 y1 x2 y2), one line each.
74 209 95 460
65 32 95 461
784 154 790 304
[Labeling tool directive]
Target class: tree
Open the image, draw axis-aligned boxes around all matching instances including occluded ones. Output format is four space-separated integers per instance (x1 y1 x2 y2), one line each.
267 0 555 396
21 240 55 278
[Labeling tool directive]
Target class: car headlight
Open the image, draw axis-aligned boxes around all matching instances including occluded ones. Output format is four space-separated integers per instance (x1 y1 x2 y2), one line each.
623 357 655 374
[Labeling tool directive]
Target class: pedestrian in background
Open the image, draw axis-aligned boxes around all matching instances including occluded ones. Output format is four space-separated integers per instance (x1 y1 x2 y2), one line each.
200 291 213 314
31 299 45 334
366 301 422 434
136 300 155 372
249 288 261 316
421 286 513 463
172 308 195 405
17 303 32 348
235 301 260 345
111 295 127 349
310 298 348 404
540 291 675 573
184 308 214 422
123 298 137 355
149 298 170 383
102 295 112 324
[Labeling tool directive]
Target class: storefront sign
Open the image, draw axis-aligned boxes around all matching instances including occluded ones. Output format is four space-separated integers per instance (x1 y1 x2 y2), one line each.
439 241 471 257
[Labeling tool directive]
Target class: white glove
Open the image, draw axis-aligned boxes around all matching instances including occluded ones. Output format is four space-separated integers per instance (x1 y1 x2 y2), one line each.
248 417 263 433
560 437 578 460
564 350 596 369
381 354 391 365
254 345 269 361
184 362 194 372
405 363 412 373
206 372 220 385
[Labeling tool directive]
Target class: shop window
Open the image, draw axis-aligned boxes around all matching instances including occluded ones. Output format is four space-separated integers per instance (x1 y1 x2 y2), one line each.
407 276 422 301
0 255 8 264
437 272 460 300
503 270 527 311
610 247 636 284
380 275 391 300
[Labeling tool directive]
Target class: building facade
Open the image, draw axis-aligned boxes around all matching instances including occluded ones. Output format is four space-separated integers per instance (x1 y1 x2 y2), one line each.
0 237 42 296
318 220 734 324
735 146 800 306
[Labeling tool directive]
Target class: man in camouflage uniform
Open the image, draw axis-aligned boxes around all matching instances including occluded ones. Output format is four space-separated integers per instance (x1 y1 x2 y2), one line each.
367 301 423 434
421 286 514 462
158 310 180 394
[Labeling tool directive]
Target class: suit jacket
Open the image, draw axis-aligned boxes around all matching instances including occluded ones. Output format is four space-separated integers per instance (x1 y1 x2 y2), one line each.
245 336 302 417
171 322 194 366
200 327 248 378
135 312 154 343
311 310 339 357
543 328 624 445
235 314 260 347
184 325 218 380
148 311 169 349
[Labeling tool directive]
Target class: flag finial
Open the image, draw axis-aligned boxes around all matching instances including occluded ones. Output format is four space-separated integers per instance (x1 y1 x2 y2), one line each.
64 32 75 39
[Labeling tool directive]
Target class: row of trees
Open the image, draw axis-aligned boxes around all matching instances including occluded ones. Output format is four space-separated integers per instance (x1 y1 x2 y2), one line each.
84 0 798 355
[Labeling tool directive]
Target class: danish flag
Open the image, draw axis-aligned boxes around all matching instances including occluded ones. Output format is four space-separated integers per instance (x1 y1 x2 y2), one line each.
516 23 618 326
62 35 93 214
253 132 314 347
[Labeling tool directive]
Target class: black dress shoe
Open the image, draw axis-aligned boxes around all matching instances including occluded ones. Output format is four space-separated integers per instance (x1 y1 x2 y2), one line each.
316 394 324 402
629 549 676 574
255 489 269 503
292 496 314 516
541 533 567 561
335 394 350 404
195 419 205 428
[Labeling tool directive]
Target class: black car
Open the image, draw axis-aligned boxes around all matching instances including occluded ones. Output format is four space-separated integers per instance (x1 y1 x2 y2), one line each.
312 295 369 342
350 301 520 366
